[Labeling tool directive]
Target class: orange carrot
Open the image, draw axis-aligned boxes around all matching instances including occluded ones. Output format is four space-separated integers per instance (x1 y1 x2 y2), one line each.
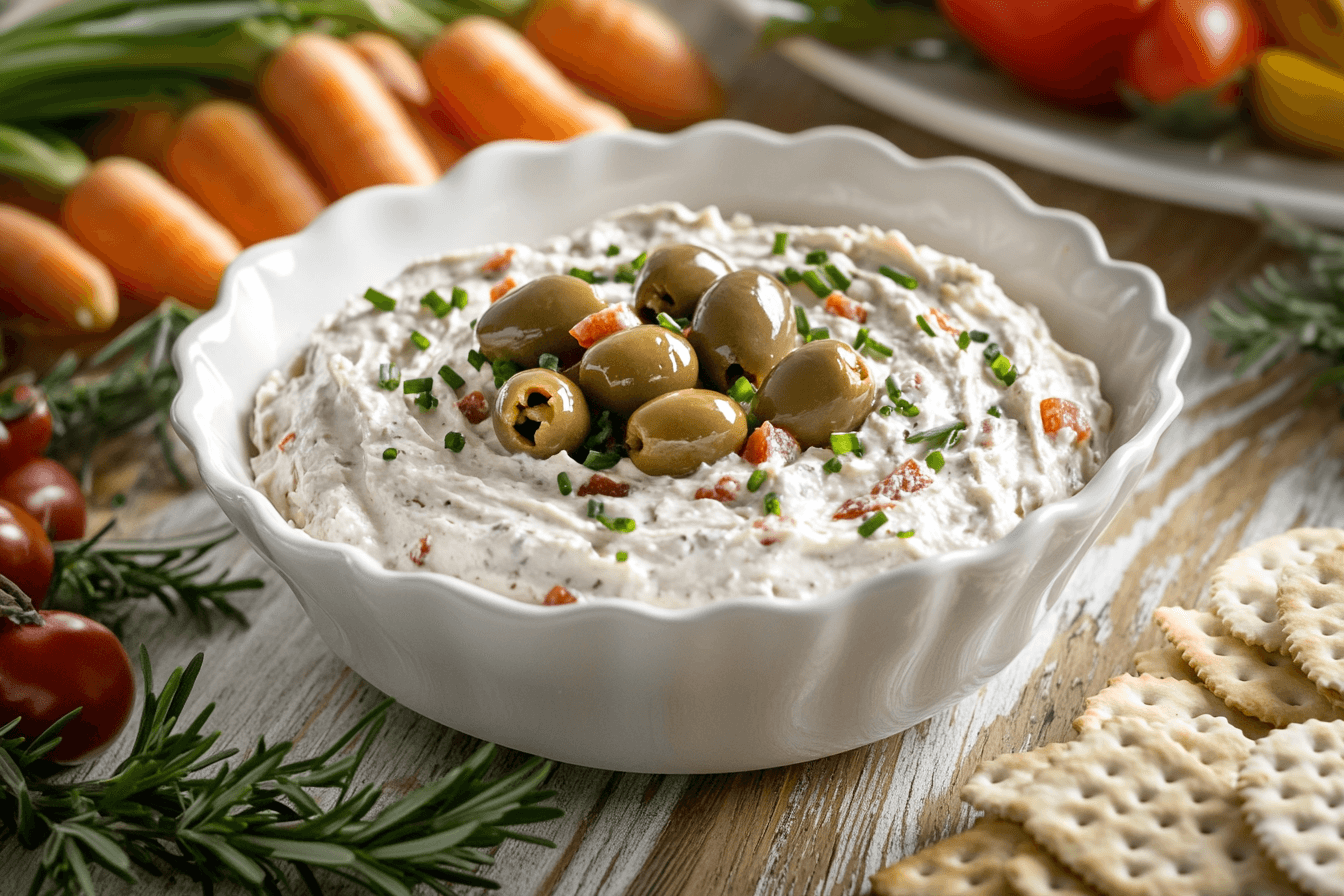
86 105 177 170
523 0 724 130
0 204 118 331
61 157 241 308
348 31 466 173
164 100 328 246
259 32 440 196
421 16 629 147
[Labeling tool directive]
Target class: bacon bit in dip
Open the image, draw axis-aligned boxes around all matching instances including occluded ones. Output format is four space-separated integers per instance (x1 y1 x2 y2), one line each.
741 421 800 467
489 277 517 302
928 307 959 334
825 292 867 324
695 476 739 503
457 390 489 424
834 459 932 520
277 432 296 452
569 304 640 348
410 535 432 565
578 474 630 498
544 585 577 605
481 248 515 273
1040 397 1091 442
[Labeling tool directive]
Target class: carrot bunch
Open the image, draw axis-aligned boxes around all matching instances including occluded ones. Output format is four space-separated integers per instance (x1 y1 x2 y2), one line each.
0 0 724 338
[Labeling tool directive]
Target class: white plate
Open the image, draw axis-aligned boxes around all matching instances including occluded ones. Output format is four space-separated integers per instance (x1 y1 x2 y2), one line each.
724 0 1344 228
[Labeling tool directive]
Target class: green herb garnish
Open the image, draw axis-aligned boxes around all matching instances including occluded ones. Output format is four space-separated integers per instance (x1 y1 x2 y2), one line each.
879 406 895 417
363 287 396 311
763 492 782 516
631 251 648 270
957 331 971 351
987 405 1001 418
968 330 989 343
861 335 894 358
382 447 398 460
806 327 831 343
879 266 918 290
916 315 936 337
378 363 400 391
772 232 788 254
420 290 451 317
538 353 560 371
728 376 757 403
927 450 945 472
782 267 804 285
805 249 828 265
616 551 629 562
402 377 433 394
823 457 843 474
415 392 438 410
858 511 888 537
492 358 521 388
409 330 430 350
606 244 621 256
829 432 863 456
885 375 901 404
823 263 851 291
444 431 465 452
558 472 572 495
747 469 767 492
656 312 682 333
439 364 465 390
897 528 916 538
467 349 488 371
583 451 621 471
853 327 869 350
801 269 830 298
452 286 470 309
568 267 604 284
905 420 966 450
795 305 811 335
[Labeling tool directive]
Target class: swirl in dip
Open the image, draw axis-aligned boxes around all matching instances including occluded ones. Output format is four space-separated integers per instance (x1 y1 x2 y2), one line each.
250 203 1111 608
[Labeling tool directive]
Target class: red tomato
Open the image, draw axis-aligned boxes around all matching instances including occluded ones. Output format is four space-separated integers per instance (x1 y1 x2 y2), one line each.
0 498 54 608
0 458 86 541
1121 0 1267 106
0 384 53 473
0 611 135 763
938 0 1157 106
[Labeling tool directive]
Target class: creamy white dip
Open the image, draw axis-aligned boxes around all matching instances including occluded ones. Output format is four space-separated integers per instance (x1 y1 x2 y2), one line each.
251 204 1110 608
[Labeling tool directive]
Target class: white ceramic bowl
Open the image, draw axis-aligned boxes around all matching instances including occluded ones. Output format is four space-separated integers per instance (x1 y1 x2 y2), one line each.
172 121 1187 773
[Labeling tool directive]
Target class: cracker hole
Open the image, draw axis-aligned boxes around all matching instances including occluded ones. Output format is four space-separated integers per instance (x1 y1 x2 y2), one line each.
1267 655 1286 668
1329 794 1343 809
990 770 1009 784
1315 735 1332 752
1158 813 1178 828
1313 597 1328 610
1125 860 1149 878
1198 818 1218 835
1176 861 1197 876
1105 763 1121 777
1277 757 1294 772
1138 787 1158 804
1230 845 1250 862
968 871 991 886
1080 784 1102 799
1332 646 1344 662
918 861 937 877
1317 850 1335 866
1076 811 1098 827
1298 817 1315 833
1125 834 1148 850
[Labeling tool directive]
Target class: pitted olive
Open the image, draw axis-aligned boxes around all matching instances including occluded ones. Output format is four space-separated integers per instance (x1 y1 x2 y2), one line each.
753 339 877 448
625 389 747 477
633 244 733 322
493 369 590 459
687 269 797 390
476 274 605 368
578 325 699 416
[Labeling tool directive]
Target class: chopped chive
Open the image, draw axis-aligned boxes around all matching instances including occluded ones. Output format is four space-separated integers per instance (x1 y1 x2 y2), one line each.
492 358 521 388
968 330 989 343
585 410 614 450
853 327 869 350
772 232 788 254
656 312 682 333
897 528 915 538
824 263 851 291
378 363 400 390
557 472 572 495
991 353 1013 379
415 392 438 410
987 405 1001 418
829 432 863 456
452 286 470 310
420 290 451 317
879 266 918 290
805 249 828 265
444 431 465 452
823 457 843 474
364 287 396 311
569 267 601 283
382 447 398 460
801 269 830 299
616 551 629 562
467 349 488 371
610 517 636 533
927 450 945 472
746 411 760 429
409 330 430 350
747 469 767 492
984 342 1001 363
537 353 560 372
905 420 966 450
858 511 888 538
782 267 803 285
806 327 831 343
583 451 621 471
916 315 936 337
587 499 602 518
1000 365 1018 387
897 400 921 417
728 376 756 403
879 405 895 417
862 335 894 358
675 316 691 329
606 244 620 257
763 492 781 516
631 251 648 270
615 268 637 284
885 375 901 403
469 318 477 329
403 377 433 394
957 331 971 351
794 305 811 335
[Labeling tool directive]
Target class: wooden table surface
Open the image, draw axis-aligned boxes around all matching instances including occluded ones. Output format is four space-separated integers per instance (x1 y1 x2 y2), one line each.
5 2 1344 894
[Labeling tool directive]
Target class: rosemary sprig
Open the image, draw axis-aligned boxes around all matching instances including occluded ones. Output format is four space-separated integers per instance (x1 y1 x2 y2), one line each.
1208 210 1344 407
39 302 196 484
47 521 262 634
1 650 562 896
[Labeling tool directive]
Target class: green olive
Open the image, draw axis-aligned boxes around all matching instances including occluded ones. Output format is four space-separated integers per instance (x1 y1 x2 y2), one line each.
633 244 734 322
753 339 878 448
493 369 590 458
625 389 747 477
687 269 797 390
476 274 605 367
578 325 699 416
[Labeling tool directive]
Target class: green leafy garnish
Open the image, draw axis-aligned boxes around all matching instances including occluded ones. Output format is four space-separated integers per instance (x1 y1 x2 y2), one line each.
858 511 888 537
364 288 396 311
879 266 918 290
905 421 966 450
382 447 398 460
801 270 830 299
748 469 768 492
444 431 465 452
439 364 465 390
402 377 433 394
420 290 451 317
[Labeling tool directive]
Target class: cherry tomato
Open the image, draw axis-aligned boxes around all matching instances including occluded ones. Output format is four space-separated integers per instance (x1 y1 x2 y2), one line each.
0 498 54 608
0 611 135 763
1122 0 1267 106
0 384 53 473
0 457 86 541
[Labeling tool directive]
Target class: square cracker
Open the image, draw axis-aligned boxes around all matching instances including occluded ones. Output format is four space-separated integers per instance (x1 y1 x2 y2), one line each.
869 819 1026 896
1154 605 1344 727
1074 673 1271 742
1239 719 1344 896
1208 527 1344 655
968 717 1297 896
1133 645 1201 685
1278 546 1344 705
1003 839 1100 896
963 742 1073 823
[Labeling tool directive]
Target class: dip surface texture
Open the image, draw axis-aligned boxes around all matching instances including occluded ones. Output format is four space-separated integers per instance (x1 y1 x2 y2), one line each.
250 204 1111 607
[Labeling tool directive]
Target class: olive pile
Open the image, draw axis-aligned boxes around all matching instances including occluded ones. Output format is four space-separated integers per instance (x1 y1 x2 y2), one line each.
475 244 879 478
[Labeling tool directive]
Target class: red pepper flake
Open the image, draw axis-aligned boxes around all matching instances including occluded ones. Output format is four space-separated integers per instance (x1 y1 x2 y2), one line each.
928 307 959 334
569 304 640 348
833 459 931 520
457 390 489 424
577 473 630 498
409 535 432 566
277 432 296 452
695 476 740 503
544 585 577 606
751 516 788 545
825 292 868 324
740 420 801 466
481 248 515 273
489 277 517 303
1040 397 1091 442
